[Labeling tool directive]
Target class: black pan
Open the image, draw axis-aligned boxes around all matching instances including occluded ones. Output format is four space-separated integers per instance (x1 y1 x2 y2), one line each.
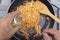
8 0 54 40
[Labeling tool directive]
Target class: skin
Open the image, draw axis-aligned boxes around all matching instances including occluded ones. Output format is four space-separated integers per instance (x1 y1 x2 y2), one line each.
43 29 60 40
0 11 20 40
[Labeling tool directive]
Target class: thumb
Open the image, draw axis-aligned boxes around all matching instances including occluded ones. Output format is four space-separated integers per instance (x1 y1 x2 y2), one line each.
43 33 50 40
7 26 20 39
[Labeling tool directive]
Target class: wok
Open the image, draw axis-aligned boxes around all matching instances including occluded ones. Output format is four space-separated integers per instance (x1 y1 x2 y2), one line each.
8 0 54 40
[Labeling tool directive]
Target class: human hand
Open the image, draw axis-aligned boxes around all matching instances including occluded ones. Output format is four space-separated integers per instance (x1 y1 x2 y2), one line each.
43 29 60 40
0 11 20 40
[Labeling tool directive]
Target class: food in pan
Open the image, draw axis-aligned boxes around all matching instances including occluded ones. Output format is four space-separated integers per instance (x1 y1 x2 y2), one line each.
12 0 60 40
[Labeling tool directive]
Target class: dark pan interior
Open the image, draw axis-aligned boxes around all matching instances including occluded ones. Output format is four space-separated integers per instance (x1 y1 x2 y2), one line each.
8 0 54 40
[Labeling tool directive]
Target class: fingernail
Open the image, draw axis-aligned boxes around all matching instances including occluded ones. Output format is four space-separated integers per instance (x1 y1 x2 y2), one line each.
43 32 48 36
43 30 46 32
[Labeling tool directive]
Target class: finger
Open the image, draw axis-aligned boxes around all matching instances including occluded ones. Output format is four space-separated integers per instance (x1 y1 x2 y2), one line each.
2 11 20 24
43 32 50 40
6 26 20 38
44 29 58 36
7 11 20 24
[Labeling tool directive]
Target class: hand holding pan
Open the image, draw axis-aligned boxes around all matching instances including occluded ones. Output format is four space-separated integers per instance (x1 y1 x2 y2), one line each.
35 1 60 24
